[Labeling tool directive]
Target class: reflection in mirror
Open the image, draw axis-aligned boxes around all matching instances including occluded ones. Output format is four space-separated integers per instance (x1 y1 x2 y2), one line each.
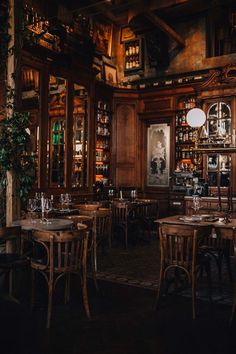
21 66 40 187
48 75 67 187
72 84 88 188
207 102 231 138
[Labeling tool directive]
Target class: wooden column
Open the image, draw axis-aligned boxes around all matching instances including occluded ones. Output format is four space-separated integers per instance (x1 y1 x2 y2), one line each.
6 0 20 225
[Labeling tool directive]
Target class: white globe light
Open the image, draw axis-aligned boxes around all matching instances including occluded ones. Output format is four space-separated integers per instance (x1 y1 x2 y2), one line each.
186 108 206 127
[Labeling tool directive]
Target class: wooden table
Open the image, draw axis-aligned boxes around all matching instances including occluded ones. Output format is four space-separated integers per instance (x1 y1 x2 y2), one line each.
13 218 74 231
156 214 236 239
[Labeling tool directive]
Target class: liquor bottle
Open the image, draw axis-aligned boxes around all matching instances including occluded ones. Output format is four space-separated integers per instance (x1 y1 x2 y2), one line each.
135 41 139 54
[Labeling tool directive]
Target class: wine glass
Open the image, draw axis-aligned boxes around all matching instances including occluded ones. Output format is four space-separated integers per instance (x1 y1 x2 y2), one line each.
65 193 71 211
44 198 53 224
60 194 66 210
27 198 37 223
192 195 201 216
108 189 114 201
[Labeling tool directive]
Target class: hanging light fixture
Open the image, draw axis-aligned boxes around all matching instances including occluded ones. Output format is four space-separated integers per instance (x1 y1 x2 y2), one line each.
186 108 206 128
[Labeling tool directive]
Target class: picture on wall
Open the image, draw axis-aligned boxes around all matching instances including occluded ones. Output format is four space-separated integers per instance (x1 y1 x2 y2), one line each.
93 20 113 57
147 123 170 187
104 63 117 85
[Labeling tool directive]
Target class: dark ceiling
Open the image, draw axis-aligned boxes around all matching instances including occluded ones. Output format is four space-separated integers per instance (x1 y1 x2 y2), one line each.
56 0 236 25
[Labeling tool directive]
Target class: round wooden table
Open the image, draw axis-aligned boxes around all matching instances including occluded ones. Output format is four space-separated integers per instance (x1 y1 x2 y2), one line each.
13 218 74 231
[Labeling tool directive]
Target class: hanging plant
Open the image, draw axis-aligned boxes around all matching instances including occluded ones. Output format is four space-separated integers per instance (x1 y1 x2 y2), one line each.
0 111 35 201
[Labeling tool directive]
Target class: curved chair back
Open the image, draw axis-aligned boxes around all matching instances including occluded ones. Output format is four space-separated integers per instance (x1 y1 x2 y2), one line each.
31 226 90 328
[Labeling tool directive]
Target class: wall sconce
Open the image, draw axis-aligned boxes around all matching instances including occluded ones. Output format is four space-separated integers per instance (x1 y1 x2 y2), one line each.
186 108 206 128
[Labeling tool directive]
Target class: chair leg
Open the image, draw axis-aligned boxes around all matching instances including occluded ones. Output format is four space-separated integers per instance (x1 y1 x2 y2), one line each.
191 272 196 320
64 273 70 304
155 265 164 309
205 260 212 302
91 248 99 291
8 269 13 297
81 266 91 319
31 269 36 311
47 279 53 329
229 286 236 327
125 227 128 249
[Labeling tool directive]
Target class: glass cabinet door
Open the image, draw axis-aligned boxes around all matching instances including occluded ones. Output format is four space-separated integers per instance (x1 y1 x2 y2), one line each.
72 84 88 188
48 75 67 187
21 66 40 187
207 101 231 139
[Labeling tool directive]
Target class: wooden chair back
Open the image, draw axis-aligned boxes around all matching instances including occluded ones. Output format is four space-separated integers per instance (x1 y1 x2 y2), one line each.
31 226 88 273
0 226 22 253
31 226 90 328
159 223 211 270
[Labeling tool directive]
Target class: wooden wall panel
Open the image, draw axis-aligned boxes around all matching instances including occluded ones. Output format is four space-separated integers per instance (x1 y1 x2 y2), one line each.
114 103 137 186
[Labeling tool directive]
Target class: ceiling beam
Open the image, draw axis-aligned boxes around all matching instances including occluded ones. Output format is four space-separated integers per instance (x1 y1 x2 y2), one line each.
144 11 186 47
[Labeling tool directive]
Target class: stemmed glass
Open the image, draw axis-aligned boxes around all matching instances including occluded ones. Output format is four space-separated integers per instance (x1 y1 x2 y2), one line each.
60 194 66 210
43 198 53 224
131 189 137 202
192 195 201 216
27 198 37 223
64 193 71 211
108 189 114 201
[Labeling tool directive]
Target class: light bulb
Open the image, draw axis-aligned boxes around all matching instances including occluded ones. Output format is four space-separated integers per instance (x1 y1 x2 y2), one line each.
186 108 206 127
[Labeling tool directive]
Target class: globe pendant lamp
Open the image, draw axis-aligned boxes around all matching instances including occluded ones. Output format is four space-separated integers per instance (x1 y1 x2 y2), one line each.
186 108 206 127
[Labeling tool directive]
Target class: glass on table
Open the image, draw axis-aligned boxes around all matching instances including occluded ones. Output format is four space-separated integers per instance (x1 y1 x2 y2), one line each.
27 198 37 223
42 198 53 224
192 195 201 215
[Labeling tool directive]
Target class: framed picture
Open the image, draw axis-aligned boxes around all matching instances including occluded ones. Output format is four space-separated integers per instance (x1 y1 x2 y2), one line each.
147 123 170 187
104 63 117 85
92 63 103 81
120 26 135 43
93 20 113 57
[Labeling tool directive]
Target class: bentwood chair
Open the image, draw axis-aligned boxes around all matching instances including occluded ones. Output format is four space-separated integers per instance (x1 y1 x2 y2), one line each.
30 226 90 328
213 225 236 326
76 208 112 290
111 201 138 248
156 223 212 320
136 199 159 239
0 226 29 298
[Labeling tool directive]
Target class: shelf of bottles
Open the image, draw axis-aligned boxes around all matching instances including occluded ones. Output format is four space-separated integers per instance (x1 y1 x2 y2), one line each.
124 39 142 72
21 66 40 187
72 84 88 188
95 100 112 184
48 75 67 187
175 97 202 173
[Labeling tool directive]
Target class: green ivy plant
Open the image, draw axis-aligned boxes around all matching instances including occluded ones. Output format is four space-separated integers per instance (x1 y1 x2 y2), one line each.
0 111 35 200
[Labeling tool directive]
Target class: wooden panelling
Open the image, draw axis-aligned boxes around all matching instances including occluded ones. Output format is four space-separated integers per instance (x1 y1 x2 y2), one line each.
144 97 173 112
113 103 137 186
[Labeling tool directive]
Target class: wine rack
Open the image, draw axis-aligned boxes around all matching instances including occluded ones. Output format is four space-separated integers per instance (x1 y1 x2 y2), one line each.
95 100 112 184
124 39 142 73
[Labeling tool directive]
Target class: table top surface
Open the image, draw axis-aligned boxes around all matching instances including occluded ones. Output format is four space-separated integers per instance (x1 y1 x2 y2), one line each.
156 215 236 229
13 218 74 231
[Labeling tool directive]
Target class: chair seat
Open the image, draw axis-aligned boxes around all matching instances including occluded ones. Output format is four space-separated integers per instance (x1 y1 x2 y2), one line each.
0 254 28 268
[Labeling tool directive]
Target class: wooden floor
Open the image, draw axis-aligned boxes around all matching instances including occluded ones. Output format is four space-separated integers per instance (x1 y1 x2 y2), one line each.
1 275 236 354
